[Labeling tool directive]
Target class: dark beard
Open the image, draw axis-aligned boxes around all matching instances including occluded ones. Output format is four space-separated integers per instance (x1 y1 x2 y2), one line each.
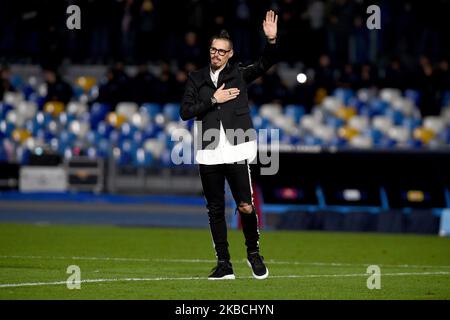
210 63 220 71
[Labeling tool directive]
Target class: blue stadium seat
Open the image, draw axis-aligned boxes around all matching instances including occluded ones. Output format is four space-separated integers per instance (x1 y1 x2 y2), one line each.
119 122 138 142
0 103 14 118
303 134 322 146
404 89 421 106
114 139 138 166
442 90 450 107
28 93 46 110
90 103 111 130
58 112 77 130
284 104 305 123
96 121 114 138
34 112 52 129
402 117 421 131
97 139 110 158
21 85 35 100
252 115 270 130
59 130 77 147
10 74 23 89
133 148 153 167
72 85 85 100
249 104 259 118
385 109 404 126
163 103 181 121
369 99 389 116
140 103 162 118
333 88 354 105
325 115 345 129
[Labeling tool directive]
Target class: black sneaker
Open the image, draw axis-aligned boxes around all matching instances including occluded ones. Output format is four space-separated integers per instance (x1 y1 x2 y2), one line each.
208 260 235 280
247 252 269 279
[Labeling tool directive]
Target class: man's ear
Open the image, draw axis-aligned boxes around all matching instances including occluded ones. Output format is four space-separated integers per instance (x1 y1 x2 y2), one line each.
229 50 234 58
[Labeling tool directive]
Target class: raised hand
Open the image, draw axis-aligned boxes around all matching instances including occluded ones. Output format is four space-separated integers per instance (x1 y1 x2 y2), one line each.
213 83 240 103
263 10 278 41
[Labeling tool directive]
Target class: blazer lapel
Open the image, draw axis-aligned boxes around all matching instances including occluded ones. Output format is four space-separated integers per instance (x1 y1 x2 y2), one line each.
202 66 216 88
219 63 237 86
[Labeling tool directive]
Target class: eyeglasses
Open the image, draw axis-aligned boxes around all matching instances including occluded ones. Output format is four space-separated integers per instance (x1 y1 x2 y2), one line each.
209 47 231 56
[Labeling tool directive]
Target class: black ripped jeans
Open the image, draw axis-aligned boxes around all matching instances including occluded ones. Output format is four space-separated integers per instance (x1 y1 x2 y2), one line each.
199 161 260 261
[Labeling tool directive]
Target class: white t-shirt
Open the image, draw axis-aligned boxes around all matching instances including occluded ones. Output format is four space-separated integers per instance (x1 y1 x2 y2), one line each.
195 65 257 165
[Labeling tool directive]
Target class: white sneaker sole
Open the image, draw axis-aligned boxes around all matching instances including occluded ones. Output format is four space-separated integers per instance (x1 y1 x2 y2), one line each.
208 274 236 280
247 260 269 279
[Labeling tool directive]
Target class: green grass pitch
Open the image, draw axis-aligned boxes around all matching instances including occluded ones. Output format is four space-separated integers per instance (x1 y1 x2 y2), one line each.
0 223 449 299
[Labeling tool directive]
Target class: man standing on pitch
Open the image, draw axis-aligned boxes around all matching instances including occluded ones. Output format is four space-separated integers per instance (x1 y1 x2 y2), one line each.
180 10 278 280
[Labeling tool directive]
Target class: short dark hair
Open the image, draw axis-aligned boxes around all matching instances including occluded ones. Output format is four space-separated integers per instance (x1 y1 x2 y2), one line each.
210 30 233 50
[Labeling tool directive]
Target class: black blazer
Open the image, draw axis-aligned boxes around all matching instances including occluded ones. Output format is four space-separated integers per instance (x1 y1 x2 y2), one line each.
180 41 278 150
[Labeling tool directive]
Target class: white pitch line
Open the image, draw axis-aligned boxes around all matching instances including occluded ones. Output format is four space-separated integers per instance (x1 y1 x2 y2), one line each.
1 255 450 270
1 272 450 289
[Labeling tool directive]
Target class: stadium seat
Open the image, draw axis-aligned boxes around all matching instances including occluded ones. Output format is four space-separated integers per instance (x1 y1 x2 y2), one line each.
423 116 446 134
67 102 88 116
130 112 150 130
349 135 373 148
380 88 401 103
69 120 90 138
441 107 450 124
133 148 153 167
321 96 341 114
27 93 46 110
117 102 139 119
372 115 393 133
442 90 450 107
96 121 114 138
6 109 26 127
252 115 270 130
106 112 127 129
163 103 181 122
0 103 14 119
75 76 96 92
143 138 165 159
369 99 389 116
413 127 435 144
385 108 405 126
12 128 31 144
284 104 305 123
338 125 359 141
312 125 335 143
401 117 422 131
348 116 369 131
259 103 282 120
140 103 162 119
404 89 421 106
387 126 410 145
299 114 318 132
3 92 24 107
58 112 77 130
333 88 354 105
356 88 376 103
325 115 345 130
44 101 65 116
90 102 111 129
0 120 15 138
335 106 357 121
394 96 417 117
16 101 38 120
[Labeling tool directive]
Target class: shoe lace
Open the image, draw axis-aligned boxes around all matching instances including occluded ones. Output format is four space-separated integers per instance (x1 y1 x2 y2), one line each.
211 261 229 273
248 254 264 266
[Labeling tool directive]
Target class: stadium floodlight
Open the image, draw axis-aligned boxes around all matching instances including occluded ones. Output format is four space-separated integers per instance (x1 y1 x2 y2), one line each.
296 73 307 84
